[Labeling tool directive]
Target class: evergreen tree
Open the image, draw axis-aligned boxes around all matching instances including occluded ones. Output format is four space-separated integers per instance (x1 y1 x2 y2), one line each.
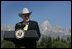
1 40 15 48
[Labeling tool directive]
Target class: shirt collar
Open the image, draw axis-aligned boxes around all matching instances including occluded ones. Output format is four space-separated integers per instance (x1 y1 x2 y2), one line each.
23 21 29 25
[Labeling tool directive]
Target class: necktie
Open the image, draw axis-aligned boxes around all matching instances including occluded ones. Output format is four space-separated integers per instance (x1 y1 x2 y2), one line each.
23 23 28 31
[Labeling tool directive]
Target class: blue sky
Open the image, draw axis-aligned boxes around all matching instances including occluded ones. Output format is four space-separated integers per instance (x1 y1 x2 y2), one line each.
1 1 71 29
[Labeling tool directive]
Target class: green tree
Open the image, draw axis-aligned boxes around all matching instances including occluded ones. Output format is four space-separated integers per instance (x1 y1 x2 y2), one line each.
66 37 71 48
1 40 15 48
37 36 71 48
40 37 47 48
46 36 52 48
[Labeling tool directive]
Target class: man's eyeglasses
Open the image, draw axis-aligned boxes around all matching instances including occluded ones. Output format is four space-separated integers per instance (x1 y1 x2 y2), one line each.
22 14 29 17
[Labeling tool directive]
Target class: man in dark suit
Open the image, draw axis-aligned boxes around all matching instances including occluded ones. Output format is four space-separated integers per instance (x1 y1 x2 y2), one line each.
15 8 41 48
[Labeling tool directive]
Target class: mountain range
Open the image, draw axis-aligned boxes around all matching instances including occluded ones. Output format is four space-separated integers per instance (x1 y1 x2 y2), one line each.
39 20 71 41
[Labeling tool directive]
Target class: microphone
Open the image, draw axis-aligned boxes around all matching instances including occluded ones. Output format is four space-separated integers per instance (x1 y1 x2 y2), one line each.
17 23 25 29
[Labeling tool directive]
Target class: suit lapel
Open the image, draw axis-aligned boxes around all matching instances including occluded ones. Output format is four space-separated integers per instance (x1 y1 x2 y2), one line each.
28 21 31 30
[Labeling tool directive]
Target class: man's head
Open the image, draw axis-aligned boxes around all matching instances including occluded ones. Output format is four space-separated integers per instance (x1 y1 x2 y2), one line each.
21 14 30 23
19 8 32 23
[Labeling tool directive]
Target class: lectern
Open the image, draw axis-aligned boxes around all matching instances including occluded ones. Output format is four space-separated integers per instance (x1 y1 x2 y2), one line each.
4 30 39 48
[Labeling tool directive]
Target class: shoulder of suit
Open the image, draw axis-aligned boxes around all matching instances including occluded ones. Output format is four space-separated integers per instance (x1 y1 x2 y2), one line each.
15 21 23 25
29 20 38 24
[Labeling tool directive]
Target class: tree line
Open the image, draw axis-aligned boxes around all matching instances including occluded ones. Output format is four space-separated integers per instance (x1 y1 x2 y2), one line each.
1 36 71 48
37 36 71 48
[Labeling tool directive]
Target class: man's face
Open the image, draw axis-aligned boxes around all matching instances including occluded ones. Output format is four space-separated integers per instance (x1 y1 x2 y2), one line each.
22 14 30 22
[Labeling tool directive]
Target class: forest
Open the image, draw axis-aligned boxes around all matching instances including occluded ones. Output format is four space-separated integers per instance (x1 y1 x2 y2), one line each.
1 36 71 48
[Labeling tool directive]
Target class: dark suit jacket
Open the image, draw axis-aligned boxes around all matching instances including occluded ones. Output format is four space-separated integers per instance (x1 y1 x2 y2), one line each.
15 20 41 48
